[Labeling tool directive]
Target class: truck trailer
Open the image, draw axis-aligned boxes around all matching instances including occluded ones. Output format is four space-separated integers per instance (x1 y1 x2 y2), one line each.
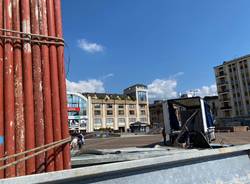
163 97 216 148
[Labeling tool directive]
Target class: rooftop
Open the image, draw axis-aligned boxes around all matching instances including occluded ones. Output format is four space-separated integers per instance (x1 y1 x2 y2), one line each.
214 54 250 69
124 84 148 91
82 92 135 101
149 100 165 107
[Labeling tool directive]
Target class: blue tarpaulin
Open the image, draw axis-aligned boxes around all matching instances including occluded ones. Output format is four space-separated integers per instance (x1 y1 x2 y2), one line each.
0 136 3 145
204 102 214 128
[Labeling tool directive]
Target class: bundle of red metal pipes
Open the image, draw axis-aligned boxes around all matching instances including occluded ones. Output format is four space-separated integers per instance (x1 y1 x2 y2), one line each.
0 0 71 178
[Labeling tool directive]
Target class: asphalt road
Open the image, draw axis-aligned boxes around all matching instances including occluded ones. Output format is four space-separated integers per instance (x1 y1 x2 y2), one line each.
84 132 250 149
214 132 250 145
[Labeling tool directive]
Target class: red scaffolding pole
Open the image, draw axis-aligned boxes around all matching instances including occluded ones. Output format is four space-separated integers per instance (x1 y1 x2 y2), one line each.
38 0 55 172
0 0 4 178
54 0 71 170
30 0 45 173
0 0 70 178
46 0 64 171
12 0 25 176
4 0 15 178
21 0 36 175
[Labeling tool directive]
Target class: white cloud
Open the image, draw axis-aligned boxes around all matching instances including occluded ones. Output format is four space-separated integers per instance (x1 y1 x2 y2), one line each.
170 72 184 79
101 73 114 80
147 71 217 101
186 84 217 97
77 39 104 53
66 79 105 93
148 79 178 100
147 72 184 101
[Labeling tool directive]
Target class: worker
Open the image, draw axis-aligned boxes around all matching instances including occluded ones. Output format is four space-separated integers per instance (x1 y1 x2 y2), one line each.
70 136 78 150
77 133 85 149
162 127 167 145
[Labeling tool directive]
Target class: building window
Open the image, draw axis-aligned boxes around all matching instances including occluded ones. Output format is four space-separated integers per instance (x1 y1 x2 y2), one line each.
140 118 147 122
106 118 114 126
107 110 113 115
129 110 135 115
118 118 125 124
140 110 146 115
94 104 101 108
129 118 136 123
94 118 102 125
138 91 147 102
129 104 135 109
139 104 146 109
107 104 113 109
118 105 124 109
219 71 224 76
224 111 231 117
118 110 124 115
67 94 87 116
94 110 101 116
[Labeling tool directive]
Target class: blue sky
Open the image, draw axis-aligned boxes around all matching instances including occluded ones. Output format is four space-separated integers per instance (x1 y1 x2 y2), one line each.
62 0 250 100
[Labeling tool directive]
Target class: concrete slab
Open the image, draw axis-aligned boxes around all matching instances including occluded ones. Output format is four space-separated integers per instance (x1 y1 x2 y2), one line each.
1 144 250 184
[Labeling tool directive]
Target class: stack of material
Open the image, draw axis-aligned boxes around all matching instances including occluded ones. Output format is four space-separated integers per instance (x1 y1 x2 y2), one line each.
0 0 70 178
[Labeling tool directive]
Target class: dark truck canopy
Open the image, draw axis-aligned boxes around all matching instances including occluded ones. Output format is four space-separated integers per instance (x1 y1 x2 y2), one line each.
165 97 215 148
167 97 214 132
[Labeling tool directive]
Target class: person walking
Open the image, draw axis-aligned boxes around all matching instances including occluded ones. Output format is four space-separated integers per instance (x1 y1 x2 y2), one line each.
77 133 85 149
162 127 167 145
70 136 78 150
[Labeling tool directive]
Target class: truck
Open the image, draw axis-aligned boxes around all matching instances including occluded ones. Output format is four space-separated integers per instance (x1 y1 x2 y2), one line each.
163 96 216 148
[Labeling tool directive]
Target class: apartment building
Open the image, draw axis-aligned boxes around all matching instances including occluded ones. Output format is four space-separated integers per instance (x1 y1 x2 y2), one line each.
67 84 150 132
214 54 250 118
149 101 165 129
203 96 221 119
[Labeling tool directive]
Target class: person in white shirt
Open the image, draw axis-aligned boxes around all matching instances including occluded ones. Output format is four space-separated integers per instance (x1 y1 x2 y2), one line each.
70 137 78 150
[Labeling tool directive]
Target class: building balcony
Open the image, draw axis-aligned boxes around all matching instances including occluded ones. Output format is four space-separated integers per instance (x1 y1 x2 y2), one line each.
138 101 148 105
217 81 228 86
218 89 229 94
219 97 230 102
220 106 232 110
216 72 226 78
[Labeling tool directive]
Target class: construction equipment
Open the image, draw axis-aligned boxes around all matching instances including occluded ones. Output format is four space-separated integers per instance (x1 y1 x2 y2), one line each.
0 0 70 178
163 97 216 148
